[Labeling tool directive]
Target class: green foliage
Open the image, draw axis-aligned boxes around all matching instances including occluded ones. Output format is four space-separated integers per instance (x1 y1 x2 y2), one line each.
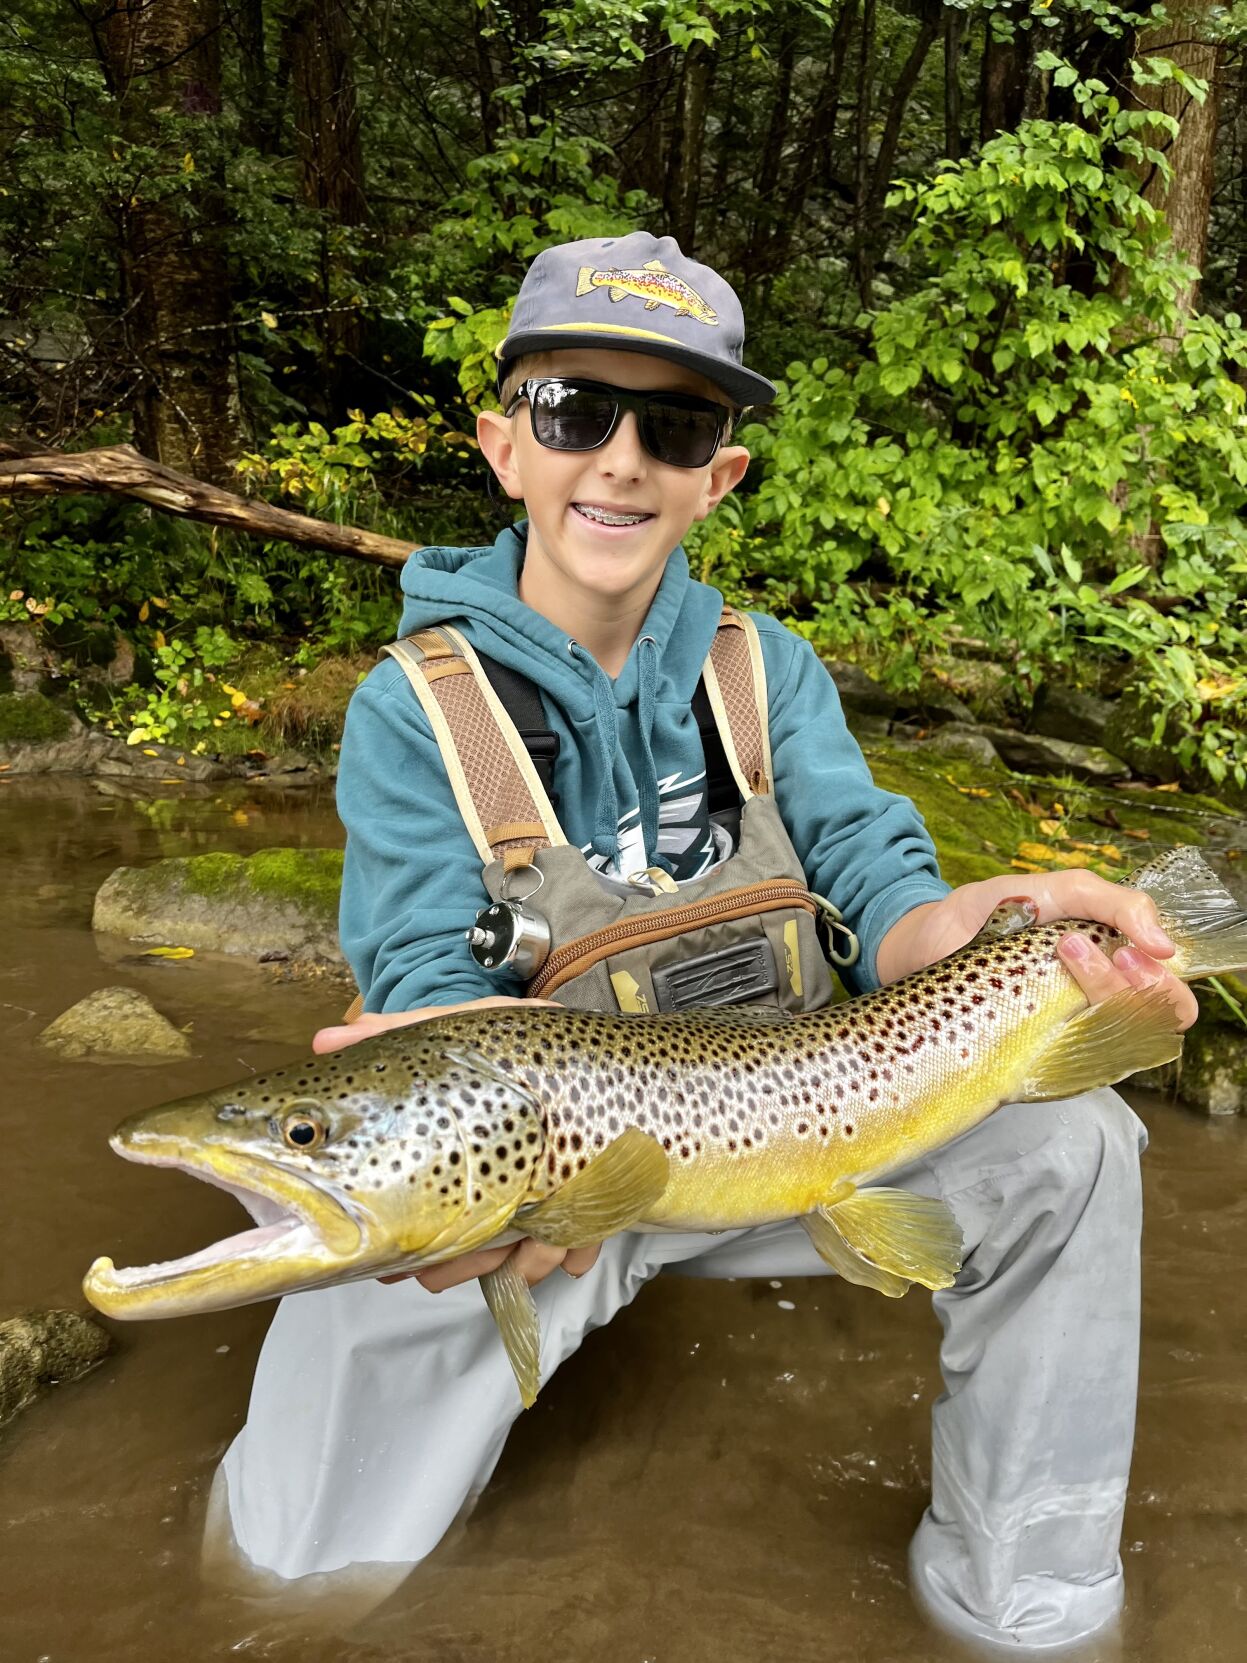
690 60 1247 789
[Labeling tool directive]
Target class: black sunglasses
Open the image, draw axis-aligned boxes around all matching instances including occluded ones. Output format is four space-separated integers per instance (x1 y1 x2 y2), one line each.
505 377 733 469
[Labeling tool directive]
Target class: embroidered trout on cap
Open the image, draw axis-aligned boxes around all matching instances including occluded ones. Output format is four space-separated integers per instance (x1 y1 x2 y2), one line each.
575 259 718 325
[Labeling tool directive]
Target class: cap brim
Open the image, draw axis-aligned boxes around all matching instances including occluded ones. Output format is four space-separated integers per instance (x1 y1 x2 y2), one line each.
498 327 776 410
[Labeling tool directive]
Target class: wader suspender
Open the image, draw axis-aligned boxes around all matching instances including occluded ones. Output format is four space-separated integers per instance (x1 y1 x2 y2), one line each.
379 607 774 874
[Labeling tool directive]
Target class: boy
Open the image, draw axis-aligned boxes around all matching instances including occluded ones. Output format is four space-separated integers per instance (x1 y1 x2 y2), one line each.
214 233 1194 1652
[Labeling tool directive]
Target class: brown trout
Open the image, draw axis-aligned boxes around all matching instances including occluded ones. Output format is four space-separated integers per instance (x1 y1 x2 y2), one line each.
84 848 1247 1405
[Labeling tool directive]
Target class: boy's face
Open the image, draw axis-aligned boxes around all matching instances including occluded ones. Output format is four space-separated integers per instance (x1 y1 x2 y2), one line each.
477 348 750 621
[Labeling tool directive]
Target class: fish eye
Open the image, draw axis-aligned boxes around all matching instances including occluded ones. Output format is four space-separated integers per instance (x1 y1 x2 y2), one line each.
281 1111 327 1151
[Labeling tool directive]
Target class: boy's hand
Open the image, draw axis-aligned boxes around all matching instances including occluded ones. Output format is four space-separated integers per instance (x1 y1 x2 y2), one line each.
311 998 602 1289
877 869 1198 1031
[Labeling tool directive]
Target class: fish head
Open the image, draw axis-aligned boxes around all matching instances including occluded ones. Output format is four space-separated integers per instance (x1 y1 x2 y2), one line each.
83 1023 546 1319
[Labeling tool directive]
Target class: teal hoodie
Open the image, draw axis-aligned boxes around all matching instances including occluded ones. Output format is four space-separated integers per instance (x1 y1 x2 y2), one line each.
337 522 950 1012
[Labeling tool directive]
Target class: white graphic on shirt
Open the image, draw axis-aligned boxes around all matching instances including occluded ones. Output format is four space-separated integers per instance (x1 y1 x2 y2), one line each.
579 768 723 883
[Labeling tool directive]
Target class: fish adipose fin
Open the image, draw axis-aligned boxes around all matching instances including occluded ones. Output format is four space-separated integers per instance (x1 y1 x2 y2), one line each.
801 1186 963 1298
514 1128 669 1249
1022 983 1183 1100
479 1257 540 1409
1127 847 1247 980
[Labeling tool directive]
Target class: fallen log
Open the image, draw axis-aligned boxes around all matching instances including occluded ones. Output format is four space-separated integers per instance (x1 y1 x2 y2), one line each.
0 441 418 570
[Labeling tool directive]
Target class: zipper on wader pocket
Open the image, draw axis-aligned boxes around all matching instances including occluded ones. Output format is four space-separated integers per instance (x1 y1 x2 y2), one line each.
527 878 819 998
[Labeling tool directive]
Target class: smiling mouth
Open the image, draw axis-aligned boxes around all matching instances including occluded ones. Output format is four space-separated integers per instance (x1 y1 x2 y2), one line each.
83 1133 362 1318
571 502 654 527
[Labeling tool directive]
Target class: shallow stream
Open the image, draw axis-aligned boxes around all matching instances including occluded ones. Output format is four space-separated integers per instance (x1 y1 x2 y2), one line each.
1 779 1243 1662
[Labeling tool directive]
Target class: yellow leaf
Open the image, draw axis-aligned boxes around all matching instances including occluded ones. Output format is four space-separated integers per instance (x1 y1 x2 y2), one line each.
1011 860 1046 873
143 946 195 959
176 756 186 765
138 600 149 622
1016 842 1053 864
154 629 166 649
1038 818 1063 836
956 785 992 797
875 496 891 517
1154 782 1181 793
182 152 195 173
261 310 278 330
151 596 168 609
1122 826 1149 840
141 748 158 757
8 590 22 602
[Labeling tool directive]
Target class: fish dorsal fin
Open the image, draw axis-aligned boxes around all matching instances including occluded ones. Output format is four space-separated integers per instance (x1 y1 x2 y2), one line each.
643 259 667 272
801 1184 963 1298
1021 983 1182 1100
514 1128 668 1248
479 1256 540 1409
971 897 1039 944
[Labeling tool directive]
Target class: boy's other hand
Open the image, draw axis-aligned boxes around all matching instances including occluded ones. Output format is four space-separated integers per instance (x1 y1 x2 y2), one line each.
378 1238 603 1292
312 995 559 1054
877 869 1198 1031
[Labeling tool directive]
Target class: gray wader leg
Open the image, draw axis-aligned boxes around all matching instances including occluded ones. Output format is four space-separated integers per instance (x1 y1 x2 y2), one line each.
213 1088 1144 1656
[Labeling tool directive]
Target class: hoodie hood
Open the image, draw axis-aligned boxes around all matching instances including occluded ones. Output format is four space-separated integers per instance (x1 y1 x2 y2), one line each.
395 521 725 871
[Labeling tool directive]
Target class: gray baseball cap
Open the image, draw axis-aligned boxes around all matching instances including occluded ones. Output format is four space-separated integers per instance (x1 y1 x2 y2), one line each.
496 232 776 409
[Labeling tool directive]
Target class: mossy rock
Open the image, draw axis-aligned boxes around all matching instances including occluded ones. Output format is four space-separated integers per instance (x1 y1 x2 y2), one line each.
0 691 72 744
0 1310 113 1429
93 846 345 968
39 986 193 1060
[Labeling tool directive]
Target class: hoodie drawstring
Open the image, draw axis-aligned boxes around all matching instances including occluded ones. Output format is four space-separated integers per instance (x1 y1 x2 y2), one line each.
635 634 669 874
570 636 668 873
571 643 625 862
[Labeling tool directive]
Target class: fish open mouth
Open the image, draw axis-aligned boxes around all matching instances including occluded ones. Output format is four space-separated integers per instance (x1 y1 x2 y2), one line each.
84 1132 363 1319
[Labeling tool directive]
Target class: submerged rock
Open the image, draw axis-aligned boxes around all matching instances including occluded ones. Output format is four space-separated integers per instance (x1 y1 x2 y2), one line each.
0 1310 113 1428
39 986 193 1059
93 846 345 970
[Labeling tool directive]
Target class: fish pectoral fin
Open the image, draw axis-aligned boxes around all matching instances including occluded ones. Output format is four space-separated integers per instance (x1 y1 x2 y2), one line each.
607 286 627 302
1021 983 1183 1100
513 1128 669 1249
643 298 661 309
479 1258 540 1409
801 1186 963 1298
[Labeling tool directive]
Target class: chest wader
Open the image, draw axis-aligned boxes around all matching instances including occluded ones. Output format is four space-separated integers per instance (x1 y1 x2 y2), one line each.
370 608 858 1018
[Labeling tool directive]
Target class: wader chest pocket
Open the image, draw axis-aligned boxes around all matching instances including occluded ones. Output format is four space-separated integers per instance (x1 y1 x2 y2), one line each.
651 939 777 1011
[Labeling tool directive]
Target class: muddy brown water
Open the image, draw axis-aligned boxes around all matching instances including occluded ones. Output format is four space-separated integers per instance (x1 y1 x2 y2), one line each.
1 778 1244 1663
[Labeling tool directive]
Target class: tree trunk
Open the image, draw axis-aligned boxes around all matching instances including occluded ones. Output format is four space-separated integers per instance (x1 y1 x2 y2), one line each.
779 0 857 232
284 0 368 408
1133 0 1221 316
98 0 241 484
664 41 714 251
859 0 942 303
980 4 1029 141
745 8 797 270
944 4 963 162
852 0 877 306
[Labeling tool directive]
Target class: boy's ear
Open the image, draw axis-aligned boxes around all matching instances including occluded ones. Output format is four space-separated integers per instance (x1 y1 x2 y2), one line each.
477 409 523 501
693 443 751 521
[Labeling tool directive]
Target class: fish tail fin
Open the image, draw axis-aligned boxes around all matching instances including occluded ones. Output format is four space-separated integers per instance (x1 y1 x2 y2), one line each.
575 266 595 296
1127 848 1247 979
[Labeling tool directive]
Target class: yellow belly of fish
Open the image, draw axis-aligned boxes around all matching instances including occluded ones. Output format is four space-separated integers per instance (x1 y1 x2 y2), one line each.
634 1007 1058 1232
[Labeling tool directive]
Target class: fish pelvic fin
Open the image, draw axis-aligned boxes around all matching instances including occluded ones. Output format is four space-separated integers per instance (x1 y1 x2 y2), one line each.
801 1185 963 1298
1022 982 1183 1099
480 1257 540 1409
575 266 596 296
1126 847 1247 980
514 1128 669 1250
